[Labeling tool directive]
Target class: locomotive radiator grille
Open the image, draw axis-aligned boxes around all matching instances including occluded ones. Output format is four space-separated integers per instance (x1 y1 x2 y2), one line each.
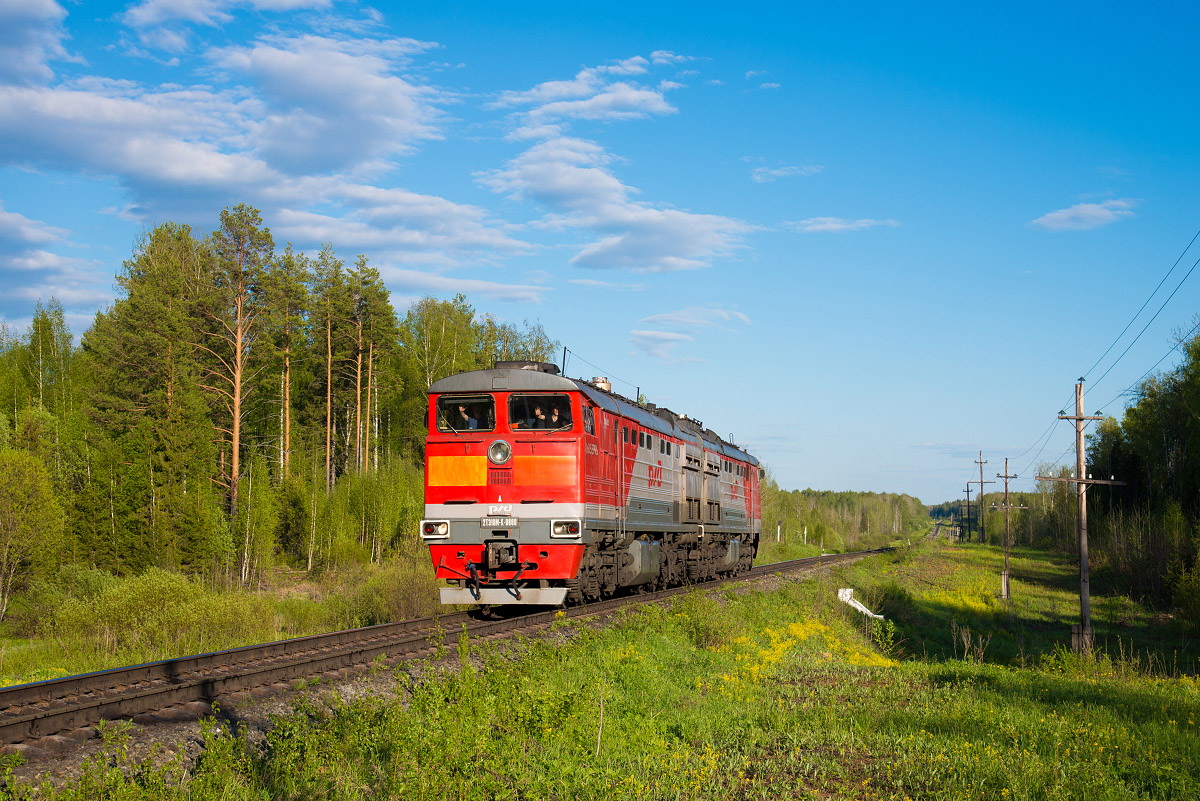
488 469 512 485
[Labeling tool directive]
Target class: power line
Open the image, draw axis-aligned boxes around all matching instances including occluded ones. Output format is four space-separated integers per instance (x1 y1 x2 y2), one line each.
1081 227 1200 383
561 348 638 394
1089 251 1200 393
1096 315 1200 414
1010 227 1200 465
1015 418 1063 478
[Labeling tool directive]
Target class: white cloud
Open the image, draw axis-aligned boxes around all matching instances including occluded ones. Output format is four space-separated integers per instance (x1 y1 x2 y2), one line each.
639 305 750 332
0 0 71 84
788 217 901 233
123 1 335 51
759 82 780 89
381 267 551 303
481 136 748 272
528 82 676 124
492 56 679 125
568 278 644 291
650 50 691 66
597 56 649 75
0 208 112 321
211 33 446 172
745 70 763 79
629 329 692 359
750 164 822 183
0 204 66 246
1030 198 1136 231
0 36 526 268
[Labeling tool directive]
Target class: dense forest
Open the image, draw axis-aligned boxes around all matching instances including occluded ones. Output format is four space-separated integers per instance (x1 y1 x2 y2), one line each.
0 203 929 641
933 330 1200 623
0 205 557 621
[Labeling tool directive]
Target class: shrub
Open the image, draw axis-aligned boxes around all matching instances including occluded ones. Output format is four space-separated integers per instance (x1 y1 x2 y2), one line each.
670 591 741 650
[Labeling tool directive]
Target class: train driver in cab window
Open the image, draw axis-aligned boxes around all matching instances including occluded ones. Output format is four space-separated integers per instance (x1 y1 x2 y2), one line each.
457 404 477 429
547 405 571 430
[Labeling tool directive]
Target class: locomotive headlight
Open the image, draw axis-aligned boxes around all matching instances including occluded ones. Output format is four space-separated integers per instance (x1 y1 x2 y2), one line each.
487 439 512 465
551 519 581 538
420 520 449 539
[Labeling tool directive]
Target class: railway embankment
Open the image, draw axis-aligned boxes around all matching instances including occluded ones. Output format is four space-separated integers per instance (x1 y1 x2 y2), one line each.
4 540 1199 799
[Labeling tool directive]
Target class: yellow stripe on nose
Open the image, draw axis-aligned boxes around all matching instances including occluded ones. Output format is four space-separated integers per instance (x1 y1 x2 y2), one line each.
427 455 488 486
513 455 577 486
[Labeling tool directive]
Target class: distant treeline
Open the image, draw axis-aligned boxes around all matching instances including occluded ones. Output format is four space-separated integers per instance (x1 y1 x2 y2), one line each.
0 204 556 619
761 476 928 551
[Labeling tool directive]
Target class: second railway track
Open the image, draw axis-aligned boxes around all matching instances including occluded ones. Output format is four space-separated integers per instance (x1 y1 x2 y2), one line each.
0 549 889 747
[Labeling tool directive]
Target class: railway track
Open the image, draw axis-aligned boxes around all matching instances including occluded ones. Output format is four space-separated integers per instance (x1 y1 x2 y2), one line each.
0 548 889 747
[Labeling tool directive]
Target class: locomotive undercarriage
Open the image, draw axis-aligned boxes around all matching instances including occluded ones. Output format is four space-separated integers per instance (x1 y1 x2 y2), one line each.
564 530 757 605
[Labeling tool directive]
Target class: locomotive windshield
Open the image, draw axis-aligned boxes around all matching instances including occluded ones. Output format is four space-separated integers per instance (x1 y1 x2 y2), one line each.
435 395 495 433
509 394 573 431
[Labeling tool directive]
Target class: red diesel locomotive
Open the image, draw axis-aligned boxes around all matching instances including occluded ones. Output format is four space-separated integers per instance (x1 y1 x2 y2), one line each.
421 361 761 605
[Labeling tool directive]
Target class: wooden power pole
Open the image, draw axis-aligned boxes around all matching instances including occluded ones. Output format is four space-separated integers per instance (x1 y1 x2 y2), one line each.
972 451 996 544
993 458 1027 600
1037 380 1122 652
963 483 972 542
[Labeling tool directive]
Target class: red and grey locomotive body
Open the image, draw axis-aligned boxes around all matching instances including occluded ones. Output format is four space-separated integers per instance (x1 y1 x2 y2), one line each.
421 361 761 605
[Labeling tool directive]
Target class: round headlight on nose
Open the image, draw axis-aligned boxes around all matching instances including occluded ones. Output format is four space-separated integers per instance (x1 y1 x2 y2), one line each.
487 439 512 465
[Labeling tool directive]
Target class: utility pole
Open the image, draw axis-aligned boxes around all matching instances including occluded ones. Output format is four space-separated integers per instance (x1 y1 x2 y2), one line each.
963 483 972 543
972 451 996 544
1037 380 1123 653
994 458 1027 600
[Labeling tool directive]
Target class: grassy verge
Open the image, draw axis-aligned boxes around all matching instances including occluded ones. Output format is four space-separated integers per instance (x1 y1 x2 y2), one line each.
0 552 441 688
6 539 1197 799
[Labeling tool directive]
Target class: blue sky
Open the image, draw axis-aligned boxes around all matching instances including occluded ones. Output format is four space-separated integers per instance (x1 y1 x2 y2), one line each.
2 0 1199 504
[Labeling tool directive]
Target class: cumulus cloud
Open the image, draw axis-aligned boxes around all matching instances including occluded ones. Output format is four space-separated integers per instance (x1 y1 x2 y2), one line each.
1030 198 1136 231
568 278 644 291
211 33 446 172
630 305 748 361
481 136 747 272
629 329 692 359
650 50 692 66
787 217 901 233
380 266 551 304
0 206 110 323
123 0 335 51
750 164 822 183
639 305 750 332
0 204 67 247
492 56 678 124
0 31 526 269
0 0 71 84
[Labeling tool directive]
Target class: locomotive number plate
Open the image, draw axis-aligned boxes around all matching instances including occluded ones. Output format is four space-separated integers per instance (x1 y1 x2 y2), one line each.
480 516 518 528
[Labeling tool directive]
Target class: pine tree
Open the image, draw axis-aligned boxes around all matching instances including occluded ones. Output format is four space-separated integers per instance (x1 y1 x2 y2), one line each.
196 204 274 522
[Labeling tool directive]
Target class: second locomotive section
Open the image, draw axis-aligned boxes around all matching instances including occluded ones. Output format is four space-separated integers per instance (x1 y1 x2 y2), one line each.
422 362 761 605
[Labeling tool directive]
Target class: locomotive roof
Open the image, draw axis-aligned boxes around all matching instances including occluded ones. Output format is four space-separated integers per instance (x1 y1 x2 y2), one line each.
428 367 758 466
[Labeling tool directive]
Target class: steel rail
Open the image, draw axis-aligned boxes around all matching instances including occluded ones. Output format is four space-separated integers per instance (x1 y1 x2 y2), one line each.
0 547 891 745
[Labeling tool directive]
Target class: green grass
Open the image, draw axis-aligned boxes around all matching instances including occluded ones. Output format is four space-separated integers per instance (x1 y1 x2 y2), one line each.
0 554 442 688
5 540 1198 800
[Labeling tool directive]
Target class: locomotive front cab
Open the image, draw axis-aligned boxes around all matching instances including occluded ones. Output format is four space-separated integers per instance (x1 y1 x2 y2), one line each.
422 364 588 605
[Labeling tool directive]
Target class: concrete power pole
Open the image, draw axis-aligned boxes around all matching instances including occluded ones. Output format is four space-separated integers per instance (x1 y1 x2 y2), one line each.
994 458 1027 600
973 451 996 544
1037 380 1122 652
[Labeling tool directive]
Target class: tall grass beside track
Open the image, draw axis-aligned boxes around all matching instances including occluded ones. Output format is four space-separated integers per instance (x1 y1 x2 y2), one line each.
4 539 1199 800
0 555 441 688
